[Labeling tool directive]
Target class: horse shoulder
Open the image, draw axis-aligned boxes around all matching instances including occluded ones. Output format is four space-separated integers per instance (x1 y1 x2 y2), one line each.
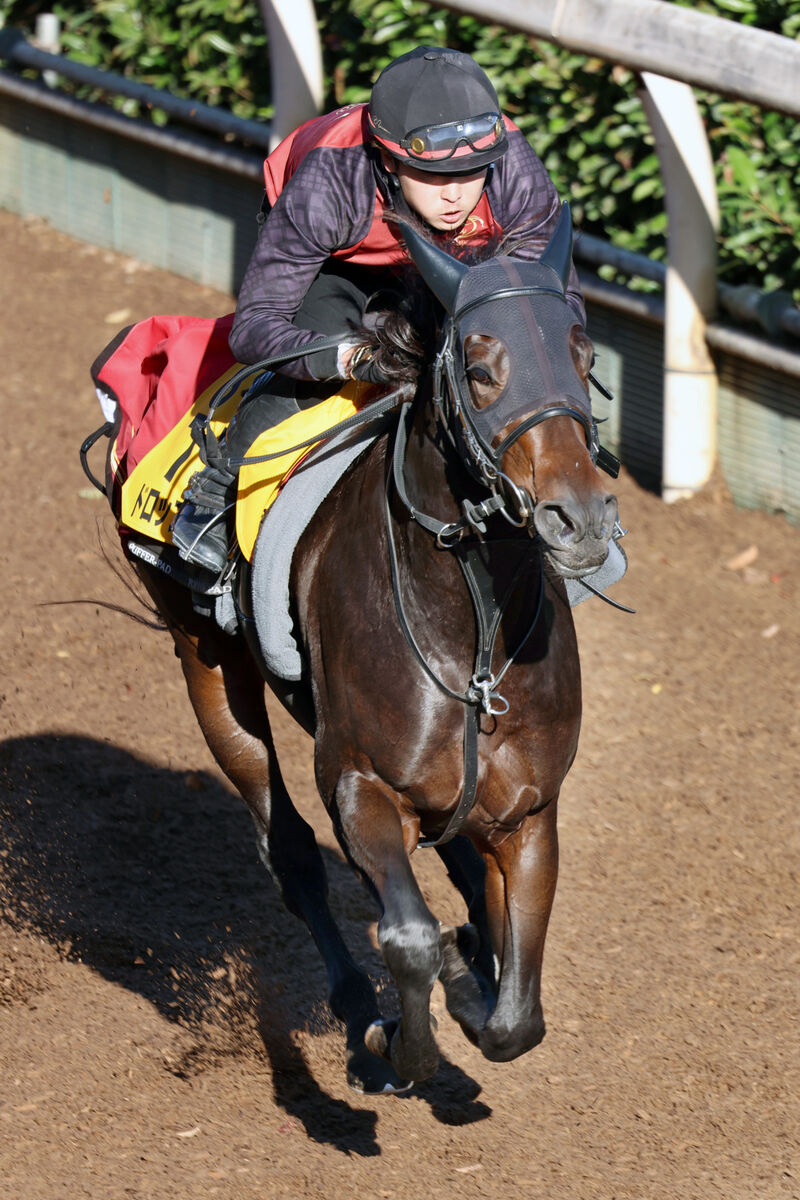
290 434 389 632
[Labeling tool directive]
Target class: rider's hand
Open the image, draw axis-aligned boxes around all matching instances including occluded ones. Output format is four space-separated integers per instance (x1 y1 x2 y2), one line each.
350 354 392 384
344 343 388 383
337 342 360 378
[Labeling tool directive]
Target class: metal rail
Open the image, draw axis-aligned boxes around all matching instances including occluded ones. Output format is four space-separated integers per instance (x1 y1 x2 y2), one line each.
580 272 800 380
576 235 799 343
0 70 264 180
0 27 272 149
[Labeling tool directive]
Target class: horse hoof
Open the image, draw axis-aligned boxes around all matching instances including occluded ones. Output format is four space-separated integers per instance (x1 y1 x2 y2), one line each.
440 922 479 960
365 1014 439 1060
364 1017 397 1061
365 1014 439 1084
353 1024 413 1094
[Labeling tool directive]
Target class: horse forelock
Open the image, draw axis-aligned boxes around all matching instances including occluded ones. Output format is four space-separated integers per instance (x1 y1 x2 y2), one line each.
362 221 550 388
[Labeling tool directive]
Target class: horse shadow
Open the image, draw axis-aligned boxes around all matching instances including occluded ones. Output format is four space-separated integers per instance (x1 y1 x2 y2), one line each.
0 733 490 1149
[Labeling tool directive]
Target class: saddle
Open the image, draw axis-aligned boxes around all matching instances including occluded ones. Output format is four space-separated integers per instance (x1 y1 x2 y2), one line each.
117 378 364 560
88 313 376 633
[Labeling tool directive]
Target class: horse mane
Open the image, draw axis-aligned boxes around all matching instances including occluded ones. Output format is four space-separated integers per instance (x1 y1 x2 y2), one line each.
357 214 548 388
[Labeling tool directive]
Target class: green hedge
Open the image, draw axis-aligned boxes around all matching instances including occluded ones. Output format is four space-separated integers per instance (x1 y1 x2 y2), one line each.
2 0 798 299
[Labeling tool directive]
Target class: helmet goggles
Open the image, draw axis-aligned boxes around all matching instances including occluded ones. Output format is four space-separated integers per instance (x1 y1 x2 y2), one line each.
400 112 504 162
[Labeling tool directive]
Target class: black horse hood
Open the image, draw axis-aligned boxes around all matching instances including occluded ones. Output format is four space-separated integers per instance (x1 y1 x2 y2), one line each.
451 254 590 446
398 204 590 445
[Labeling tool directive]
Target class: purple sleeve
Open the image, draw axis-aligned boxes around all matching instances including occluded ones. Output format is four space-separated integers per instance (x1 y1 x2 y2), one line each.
490 130 586 326
229 148 373 379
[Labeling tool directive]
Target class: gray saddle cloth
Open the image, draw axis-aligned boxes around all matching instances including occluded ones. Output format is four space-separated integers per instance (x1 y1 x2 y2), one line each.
250 420 628 683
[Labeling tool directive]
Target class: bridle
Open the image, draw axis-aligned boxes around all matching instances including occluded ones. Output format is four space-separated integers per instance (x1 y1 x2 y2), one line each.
424 283 603 544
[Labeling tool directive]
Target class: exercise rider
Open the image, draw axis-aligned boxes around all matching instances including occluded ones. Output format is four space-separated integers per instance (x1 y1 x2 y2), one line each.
171 45 585 573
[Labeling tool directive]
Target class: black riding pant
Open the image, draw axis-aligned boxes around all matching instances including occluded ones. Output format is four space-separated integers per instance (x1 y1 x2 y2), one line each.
225 259 401 461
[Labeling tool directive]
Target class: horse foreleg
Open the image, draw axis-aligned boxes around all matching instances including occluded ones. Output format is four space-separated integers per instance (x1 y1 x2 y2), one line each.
435 838 498 1039
332 771 443 1084
135 569 391 1091
476 798 559 1062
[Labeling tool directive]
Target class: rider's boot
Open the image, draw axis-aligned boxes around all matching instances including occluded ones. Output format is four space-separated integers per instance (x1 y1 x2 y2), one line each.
171 377 308 573
171 462 237 574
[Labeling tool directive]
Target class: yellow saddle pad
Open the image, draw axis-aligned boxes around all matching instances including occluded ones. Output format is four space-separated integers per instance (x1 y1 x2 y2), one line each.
118 376 367 561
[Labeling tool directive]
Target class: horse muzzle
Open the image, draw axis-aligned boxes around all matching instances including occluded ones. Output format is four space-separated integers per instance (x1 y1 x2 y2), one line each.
533 489 619 577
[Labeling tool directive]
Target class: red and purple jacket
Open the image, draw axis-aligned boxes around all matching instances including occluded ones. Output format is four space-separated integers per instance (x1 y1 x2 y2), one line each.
229 104 585 378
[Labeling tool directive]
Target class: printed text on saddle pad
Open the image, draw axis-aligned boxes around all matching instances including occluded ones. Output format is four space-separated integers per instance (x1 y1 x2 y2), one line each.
120 386 364 560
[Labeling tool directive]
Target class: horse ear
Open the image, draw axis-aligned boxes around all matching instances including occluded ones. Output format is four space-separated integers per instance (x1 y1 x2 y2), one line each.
399 221 468 315
538 202 573 293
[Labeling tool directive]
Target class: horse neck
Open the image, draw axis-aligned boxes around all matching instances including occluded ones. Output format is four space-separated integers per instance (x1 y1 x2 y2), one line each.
401 388 478 526
395 385 546 629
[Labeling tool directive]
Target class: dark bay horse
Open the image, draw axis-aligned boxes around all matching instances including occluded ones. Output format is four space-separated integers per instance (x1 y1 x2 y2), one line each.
122 206 618 1093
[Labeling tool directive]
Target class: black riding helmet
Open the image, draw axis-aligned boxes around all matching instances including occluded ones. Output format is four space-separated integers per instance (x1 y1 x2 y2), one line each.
367 46 509 174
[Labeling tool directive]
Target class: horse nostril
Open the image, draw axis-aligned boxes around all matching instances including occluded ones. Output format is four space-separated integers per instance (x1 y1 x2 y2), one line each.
534 501 583 545
535 492 618 548
555 507 576 538
603 494 619 538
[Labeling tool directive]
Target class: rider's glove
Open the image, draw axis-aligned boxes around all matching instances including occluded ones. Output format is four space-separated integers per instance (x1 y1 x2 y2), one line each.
351 356 392 384
347 344 391 384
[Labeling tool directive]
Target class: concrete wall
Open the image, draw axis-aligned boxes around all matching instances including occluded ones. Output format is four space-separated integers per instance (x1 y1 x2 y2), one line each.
0 93 263 293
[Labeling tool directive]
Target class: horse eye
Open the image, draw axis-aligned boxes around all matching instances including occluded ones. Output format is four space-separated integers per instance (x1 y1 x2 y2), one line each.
467 366 493 387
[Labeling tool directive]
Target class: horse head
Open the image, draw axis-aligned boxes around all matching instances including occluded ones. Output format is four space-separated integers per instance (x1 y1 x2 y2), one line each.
402 205 618 577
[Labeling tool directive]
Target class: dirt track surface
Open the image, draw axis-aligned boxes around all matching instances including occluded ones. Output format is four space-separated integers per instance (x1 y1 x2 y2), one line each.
1 210 798 1199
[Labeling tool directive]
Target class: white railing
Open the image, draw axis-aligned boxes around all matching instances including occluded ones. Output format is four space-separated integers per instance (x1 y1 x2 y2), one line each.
257 0 322 150
443 0 800 116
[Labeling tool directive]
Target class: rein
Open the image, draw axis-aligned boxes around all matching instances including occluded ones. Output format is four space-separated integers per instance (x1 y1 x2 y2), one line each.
200 328 553 851
197 334 550 850
199 335 414 471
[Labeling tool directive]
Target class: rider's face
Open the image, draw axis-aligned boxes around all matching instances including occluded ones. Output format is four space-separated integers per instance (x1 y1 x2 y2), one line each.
382 153 487 232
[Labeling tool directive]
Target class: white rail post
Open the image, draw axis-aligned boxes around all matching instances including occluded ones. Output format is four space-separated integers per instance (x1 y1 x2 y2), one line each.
258 0 323 152
639 73 720 503
34 12 61 88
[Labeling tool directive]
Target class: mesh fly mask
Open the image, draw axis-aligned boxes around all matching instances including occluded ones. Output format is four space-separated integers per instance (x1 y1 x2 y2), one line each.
434 255 599 515
401 206 607 531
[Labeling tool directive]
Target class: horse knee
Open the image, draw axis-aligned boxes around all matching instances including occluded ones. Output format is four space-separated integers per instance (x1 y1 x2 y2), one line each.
379 917 442 988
